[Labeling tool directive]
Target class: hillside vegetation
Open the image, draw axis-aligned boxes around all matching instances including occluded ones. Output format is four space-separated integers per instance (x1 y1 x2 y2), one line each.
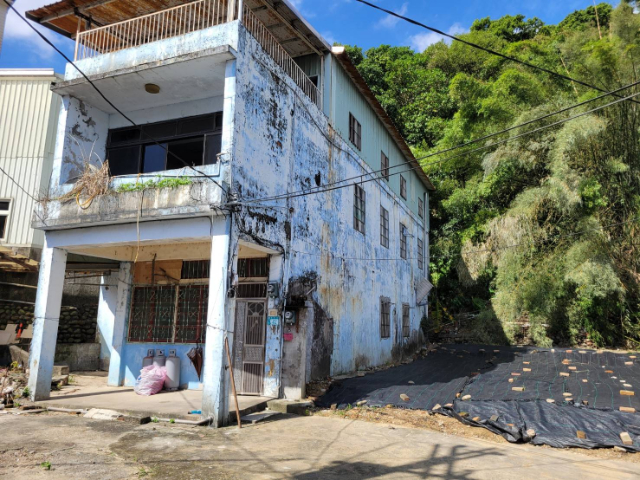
347 2 640 347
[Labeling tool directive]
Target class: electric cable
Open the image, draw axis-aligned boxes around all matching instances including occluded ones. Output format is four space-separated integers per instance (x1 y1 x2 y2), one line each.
4 0 226 193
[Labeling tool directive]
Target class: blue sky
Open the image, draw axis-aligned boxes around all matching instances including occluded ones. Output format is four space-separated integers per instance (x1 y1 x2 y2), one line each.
1 0 617 73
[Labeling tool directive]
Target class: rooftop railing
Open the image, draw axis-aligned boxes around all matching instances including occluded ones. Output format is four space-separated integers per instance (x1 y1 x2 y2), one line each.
75 0 238 61
73 0 320 107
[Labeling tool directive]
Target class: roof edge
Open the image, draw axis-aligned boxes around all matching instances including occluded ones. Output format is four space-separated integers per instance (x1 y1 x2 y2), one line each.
331 46 435 191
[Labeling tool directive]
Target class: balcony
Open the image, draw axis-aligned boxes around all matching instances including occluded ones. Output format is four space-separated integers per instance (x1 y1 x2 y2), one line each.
70 0 321 107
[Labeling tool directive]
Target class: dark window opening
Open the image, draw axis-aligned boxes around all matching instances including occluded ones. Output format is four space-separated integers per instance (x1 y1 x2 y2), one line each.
349 113 362 150
381 151 389 181
400 223 408 259
237 258 269 278
418 197 424 219
402 304 410 338
400 175 407 200
380 206 389 248
0 200 11 240
107 113 222 176
418 237 424 270
354 184 366 234
181 260 210 279
380 297 391 339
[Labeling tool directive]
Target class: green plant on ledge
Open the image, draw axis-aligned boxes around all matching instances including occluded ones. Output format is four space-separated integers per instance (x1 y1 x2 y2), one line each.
113 176 192 193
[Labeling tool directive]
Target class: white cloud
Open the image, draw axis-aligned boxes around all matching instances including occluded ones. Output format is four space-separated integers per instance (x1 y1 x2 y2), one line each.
409 22 466 52
4 0 75 60
322 31 336 46
376 2 408 29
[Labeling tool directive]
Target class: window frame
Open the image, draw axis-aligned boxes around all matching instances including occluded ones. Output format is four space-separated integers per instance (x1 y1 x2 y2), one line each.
0 199 12 241
402 303 410 338
400 175 407 200
354 184 366 234
400 223 408 259
127 283 209 344
380 151 390 181
380 297 391 339
418 237 424 270
106 112 223 177
380 205 389 248
349 113 362 150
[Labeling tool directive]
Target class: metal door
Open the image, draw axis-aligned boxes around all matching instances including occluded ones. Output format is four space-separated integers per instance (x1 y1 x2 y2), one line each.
233 300 267 395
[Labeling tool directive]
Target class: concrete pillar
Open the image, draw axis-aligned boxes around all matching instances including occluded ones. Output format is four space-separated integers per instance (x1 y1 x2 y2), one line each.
96 262 133 386
28 239 67 401
202 215 232 427
263 254 283 397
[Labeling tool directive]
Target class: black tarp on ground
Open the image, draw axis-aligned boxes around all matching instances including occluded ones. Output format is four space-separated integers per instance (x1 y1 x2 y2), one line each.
317 344 640 451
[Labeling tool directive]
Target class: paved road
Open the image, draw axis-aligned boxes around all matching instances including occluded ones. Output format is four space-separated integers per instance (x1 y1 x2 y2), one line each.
1 412 639 479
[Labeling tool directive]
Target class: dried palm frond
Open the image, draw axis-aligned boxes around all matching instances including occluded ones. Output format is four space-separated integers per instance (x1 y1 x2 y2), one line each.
60 161 110 209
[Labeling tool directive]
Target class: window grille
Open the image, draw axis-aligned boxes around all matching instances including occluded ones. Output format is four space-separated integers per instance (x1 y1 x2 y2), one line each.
418 197 424 219
380 297 391 339
236 283 268 299
381 152 389 181
402 304 410 338
349 113 362 150
380 206 389 248
400 175 407 199
354 185 366 234
237 258 269 278
181 260 210 279
418 237 424 270
127 284 207 344
400 223 408 259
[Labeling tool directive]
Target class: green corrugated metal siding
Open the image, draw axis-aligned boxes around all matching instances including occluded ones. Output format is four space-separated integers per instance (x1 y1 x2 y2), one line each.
294 54 322 78
0 73 61 248
329 56 427 219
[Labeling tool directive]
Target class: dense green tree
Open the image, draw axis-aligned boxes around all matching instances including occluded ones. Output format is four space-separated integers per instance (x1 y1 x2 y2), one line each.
348 2 640 348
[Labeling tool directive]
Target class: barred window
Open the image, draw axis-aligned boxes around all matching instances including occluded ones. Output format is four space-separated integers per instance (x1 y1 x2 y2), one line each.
128 284 208 344
380 297 391 339
380 206 389 248
349 113 362 150
381 151 389 181
237 258 269 278
354 184 366 234
400 223 408 259
418 237 424 270
402 303 410 338
400 175 407 199
418 197 424 219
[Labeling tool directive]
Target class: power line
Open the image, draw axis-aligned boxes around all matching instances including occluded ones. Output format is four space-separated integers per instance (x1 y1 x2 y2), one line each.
232 78 640 208
4 0 226 193
0 166 36 201
232 88 640 206
355 0 640 106
291 215 640 264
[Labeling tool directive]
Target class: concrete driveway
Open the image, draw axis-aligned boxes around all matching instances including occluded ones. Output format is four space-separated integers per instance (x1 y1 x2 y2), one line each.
1 412 639 479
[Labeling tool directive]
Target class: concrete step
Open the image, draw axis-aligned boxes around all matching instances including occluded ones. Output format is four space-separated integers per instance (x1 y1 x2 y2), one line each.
240 411 280 424
53 365 70 376
266 399 313 415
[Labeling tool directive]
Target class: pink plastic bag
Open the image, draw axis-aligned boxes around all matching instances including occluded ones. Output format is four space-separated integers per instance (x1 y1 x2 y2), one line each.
134 365 167 396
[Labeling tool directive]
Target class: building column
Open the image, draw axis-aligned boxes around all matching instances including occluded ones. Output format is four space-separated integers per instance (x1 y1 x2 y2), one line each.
202 216 232 427
97 262 133 386
28 239 67 401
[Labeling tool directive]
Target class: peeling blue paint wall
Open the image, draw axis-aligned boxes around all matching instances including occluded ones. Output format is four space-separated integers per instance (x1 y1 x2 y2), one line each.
232 27 429 383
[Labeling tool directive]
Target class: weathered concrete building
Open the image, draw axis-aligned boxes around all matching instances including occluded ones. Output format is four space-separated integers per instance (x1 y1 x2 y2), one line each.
25 0 432 425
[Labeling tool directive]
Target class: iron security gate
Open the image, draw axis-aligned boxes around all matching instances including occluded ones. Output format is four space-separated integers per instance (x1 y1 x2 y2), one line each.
233 298 267 395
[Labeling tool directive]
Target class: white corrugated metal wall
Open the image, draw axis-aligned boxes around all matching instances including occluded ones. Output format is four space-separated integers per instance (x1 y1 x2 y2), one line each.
0 72 62 248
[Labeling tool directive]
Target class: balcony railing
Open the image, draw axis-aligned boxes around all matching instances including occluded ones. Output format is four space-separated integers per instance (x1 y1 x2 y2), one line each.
242 5 320 107
73 0 320 107
74 0 238 61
